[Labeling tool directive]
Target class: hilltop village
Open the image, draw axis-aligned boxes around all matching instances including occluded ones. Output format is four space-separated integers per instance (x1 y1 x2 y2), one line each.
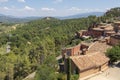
59 21 120 79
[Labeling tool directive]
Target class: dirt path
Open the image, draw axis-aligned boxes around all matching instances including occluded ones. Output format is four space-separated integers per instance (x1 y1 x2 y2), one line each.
84 67 120 80
23 72 36 80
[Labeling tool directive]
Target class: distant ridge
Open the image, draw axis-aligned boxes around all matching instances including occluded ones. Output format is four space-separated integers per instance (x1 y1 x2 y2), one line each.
0 14 41 23
0 12 104 23
59 12 105 19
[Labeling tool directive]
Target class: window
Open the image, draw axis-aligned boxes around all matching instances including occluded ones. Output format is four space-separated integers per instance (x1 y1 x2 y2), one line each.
67 51 71 56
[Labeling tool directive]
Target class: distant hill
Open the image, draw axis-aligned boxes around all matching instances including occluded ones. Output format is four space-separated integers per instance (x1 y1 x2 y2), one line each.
59 12 105 19
0 12 104 23
0 14 4 16
0 14 42 23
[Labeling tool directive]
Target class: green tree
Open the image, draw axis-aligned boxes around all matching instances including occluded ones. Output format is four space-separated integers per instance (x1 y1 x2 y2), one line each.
35 55 57 80
106 45 120 63
35 65 57 80
67 57 71 80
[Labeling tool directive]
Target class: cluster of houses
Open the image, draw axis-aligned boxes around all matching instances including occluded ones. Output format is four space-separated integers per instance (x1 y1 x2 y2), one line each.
59 21 120 79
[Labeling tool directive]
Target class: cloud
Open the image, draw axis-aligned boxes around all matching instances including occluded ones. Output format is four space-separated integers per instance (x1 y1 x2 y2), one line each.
54 0 63 3
69 7 105 12
105 8 110 10
24 6 35 11
87 8 105 12
41 8 56 12
3 7 10 10
18 0 25 3
69 7 82 11
0 0 8 2
0 6 11 11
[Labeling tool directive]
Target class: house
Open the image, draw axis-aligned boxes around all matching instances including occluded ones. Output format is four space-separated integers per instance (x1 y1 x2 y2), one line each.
91 27 104 37
62 44 82 59
64 52 109 78
91 24 114 37
113 21 120 33
76 30 90 38
105 31 116 36
62 42 92 59
76 24 114 38
109 33 120 45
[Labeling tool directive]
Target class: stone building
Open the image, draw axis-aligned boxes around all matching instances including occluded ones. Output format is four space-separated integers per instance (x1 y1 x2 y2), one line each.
62 44 82 58
114 21 120 33
109 33 120 45
76 24 115 39
65 52 109 78
62 42 92 59
76 30 88 38
91 24 115 37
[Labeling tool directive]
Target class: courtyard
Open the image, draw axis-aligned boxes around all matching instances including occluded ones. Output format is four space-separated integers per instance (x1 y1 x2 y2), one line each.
81 63 120 80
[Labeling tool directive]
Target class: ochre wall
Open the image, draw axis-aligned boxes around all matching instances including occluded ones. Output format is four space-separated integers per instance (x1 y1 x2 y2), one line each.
91 30 103 37
101 63 109 71
62 45 81 57
79 62 109 78
72 45 81 56
79 68 99 78
110 37 120 45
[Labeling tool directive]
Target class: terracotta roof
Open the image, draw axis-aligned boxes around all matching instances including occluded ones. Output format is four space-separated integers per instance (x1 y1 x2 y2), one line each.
70 52 109 72
105 31 116 34
114 21 120 24
111 33 120 39
99 26 107 28
70 55 95 72
89 53 109 66
93 24 114 31
92 28 104 31
105 25 114 31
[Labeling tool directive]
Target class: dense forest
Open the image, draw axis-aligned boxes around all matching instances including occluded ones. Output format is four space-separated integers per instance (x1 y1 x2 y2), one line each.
0 7 120 80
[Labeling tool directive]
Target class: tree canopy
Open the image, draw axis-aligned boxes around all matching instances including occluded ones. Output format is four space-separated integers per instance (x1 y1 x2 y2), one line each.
106 45 120 63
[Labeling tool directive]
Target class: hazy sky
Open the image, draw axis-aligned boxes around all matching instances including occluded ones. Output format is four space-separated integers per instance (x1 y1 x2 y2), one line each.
0 0 120 17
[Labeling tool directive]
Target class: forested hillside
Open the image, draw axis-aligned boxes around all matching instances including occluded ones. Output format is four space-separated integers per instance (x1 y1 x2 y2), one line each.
0 15 42 23
0 7 120 80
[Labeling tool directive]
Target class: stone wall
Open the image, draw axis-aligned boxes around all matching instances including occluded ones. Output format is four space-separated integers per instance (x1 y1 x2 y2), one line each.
79 68 99 78
110 37 120 45
62 44 81 58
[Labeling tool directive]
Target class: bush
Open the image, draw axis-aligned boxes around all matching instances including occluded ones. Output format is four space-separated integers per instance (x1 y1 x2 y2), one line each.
57 73 67 80
71 74 79 80
106 45 120 63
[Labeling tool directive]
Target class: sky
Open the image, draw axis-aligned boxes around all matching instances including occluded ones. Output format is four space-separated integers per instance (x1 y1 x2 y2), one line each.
0 0 120 17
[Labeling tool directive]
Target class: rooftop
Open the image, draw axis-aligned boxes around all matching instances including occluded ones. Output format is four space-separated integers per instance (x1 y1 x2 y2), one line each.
105 31 116 34
70 52 109 72
92 28 104 31
114 21 120 24
92 24 114 31
111 33 120 39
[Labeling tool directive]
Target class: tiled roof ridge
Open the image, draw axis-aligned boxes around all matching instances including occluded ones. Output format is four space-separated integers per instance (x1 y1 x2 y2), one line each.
70 52 109 71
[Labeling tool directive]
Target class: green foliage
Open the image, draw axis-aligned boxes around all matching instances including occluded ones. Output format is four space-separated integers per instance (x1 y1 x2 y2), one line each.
105 7 120 18
67 57 71 80
71 74 79 80
35 54 57 80
102 7 120 22
35 65 57 80
57 73 67 80
106 45 120 63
